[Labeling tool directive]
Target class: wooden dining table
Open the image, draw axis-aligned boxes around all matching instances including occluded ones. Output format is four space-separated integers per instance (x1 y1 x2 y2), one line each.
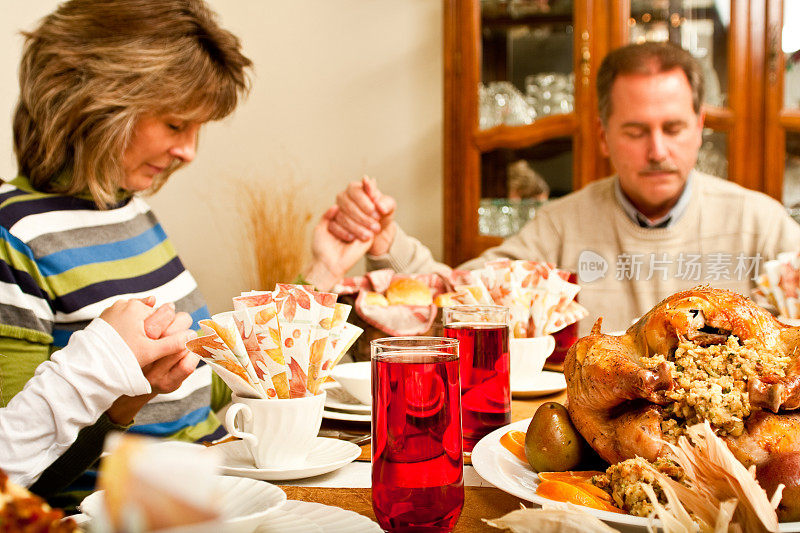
279 388 568 532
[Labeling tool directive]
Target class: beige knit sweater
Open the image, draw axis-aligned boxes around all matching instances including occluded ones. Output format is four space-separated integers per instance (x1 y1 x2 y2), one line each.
367 172 800 335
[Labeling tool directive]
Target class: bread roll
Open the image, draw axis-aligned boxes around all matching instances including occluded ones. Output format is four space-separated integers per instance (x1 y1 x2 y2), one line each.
434 292 459 307
99 434 218 531
363 291 390 306
386 278 433 306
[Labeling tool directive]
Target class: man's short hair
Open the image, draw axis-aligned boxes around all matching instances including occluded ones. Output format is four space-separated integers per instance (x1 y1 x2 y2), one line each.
596 41 704 124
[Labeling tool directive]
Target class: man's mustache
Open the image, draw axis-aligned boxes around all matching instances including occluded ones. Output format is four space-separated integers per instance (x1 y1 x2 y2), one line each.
640 163 679 174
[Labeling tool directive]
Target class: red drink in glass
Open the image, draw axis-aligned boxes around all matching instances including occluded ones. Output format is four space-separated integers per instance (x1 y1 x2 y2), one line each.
550 272 579 365
442 306 510 452
371 338 464 532
550 322 578 365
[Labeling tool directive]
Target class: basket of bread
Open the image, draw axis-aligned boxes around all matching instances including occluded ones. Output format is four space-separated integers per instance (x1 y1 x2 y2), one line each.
332 269 476 360
334 262 587 361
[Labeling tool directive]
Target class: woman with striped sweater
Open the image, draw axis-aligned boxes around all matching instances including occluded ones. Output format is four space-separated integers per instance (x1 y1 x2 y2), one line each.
0 0 251 498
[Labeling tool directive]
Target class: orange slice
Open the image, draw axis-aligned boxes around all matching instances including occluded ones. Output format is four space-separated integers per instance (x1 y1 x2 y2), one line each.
499 430 528 463
536 479 624 514
536 471 613 502
538 471 604 483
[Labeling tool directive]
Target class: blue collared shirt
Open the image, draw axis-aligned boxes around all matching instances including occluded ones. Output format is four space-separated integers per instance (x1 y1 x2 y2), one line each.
614 173 693 228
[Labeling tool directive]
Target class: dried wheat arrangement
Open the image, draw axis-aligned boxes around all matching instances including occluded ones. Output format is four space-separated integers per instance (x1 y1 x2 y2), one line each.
238 178 312 291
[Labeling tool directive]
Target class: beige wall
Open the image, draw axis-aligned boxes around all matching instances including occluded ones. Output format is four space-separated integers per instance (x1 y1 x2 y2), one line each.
0 1 444 314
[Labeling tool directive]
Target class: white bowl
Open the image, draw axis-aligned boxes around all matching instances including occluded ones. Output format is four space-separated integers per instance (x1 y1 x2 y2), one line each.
330 361 371 406
79 476 285 533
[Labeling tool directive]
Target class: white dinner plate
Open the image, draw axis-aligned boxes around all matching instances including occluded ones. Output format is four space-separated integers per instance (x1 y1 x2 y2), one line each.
323 383 371 414
254 504 321 533
323 408 371 423
256 500 382 533
216 437 361 481
79 475 286 533
471 419 800 532
511 370 566 398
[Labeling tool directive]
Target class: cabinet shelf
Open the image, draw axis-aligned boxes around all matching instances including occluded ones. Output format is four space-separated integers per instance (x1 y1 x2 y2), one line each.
481 13 573 29
474 114 577 152
780 111 800 129
703 107 734 130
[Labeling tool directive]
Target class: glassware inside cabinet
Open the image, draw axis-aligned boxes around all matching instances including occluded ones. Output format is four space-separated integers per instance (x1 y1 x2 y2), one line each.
479 1 574 129
477 139 571 237
479 198 543 237
696 128 728 180
628 0 728 108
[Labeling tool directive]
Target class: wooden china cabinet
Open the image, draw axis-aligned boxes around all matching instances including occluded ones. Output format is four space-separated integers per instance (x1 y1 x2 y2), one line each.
443 0 800 267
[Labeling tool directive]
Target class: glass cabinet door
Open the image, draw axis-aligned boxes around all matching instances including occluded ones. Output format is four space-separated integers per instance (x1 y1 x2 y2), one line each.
782 1 800 111
479 0 575 129
779 0 800 220
477 0 577 238
628 0 730 108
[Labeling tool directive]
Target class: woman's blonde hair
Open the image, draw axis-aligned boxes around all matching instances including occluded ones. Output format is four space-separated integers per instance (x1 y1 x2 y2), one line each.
13 0 252 208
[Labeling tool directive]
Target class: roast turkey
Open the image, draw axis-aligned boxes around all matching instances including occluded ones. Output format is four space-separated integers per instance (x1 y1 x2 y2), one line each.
564 286 800 467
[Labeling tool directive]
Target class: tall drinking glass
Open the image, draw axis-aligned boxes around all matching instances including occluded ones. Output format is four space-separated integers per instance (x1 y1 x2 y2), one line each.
371 337 463 532
443 305 510 452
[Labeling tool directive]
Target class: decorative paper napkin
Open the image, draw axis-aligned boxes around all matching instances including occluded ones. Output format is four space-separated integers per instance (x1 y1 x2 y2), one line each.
186 285 362 399
753 251 800 319
458 259 587 338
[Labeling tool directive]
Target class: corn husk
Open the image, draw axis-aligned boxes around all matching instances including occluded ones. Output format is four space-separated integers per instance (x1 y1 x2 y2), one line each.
484 505 621 532
643 422 781 533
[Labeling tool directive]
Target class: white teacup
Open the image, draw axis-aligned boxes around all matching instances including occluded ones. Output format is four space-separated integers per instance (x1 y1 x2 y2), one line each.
224 392 325 469
510 335 555 383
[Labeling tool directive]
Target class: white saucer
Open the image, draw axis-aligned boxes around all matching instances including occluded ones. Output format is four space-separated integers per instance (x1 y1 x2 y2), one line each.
323 383 370 414
256 500 382 532
511 370 567 398
216 437 361 481
323 409 371 423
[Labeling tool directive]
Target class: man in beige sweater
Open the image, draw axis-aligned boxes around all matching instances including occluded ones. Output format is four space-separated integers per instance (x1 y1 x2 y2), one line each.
322 42 800 334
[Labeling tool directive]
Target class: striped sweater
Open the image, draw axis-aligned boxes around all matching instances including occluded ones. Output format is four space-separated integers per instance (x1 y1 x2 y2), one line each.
0 175 219 441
